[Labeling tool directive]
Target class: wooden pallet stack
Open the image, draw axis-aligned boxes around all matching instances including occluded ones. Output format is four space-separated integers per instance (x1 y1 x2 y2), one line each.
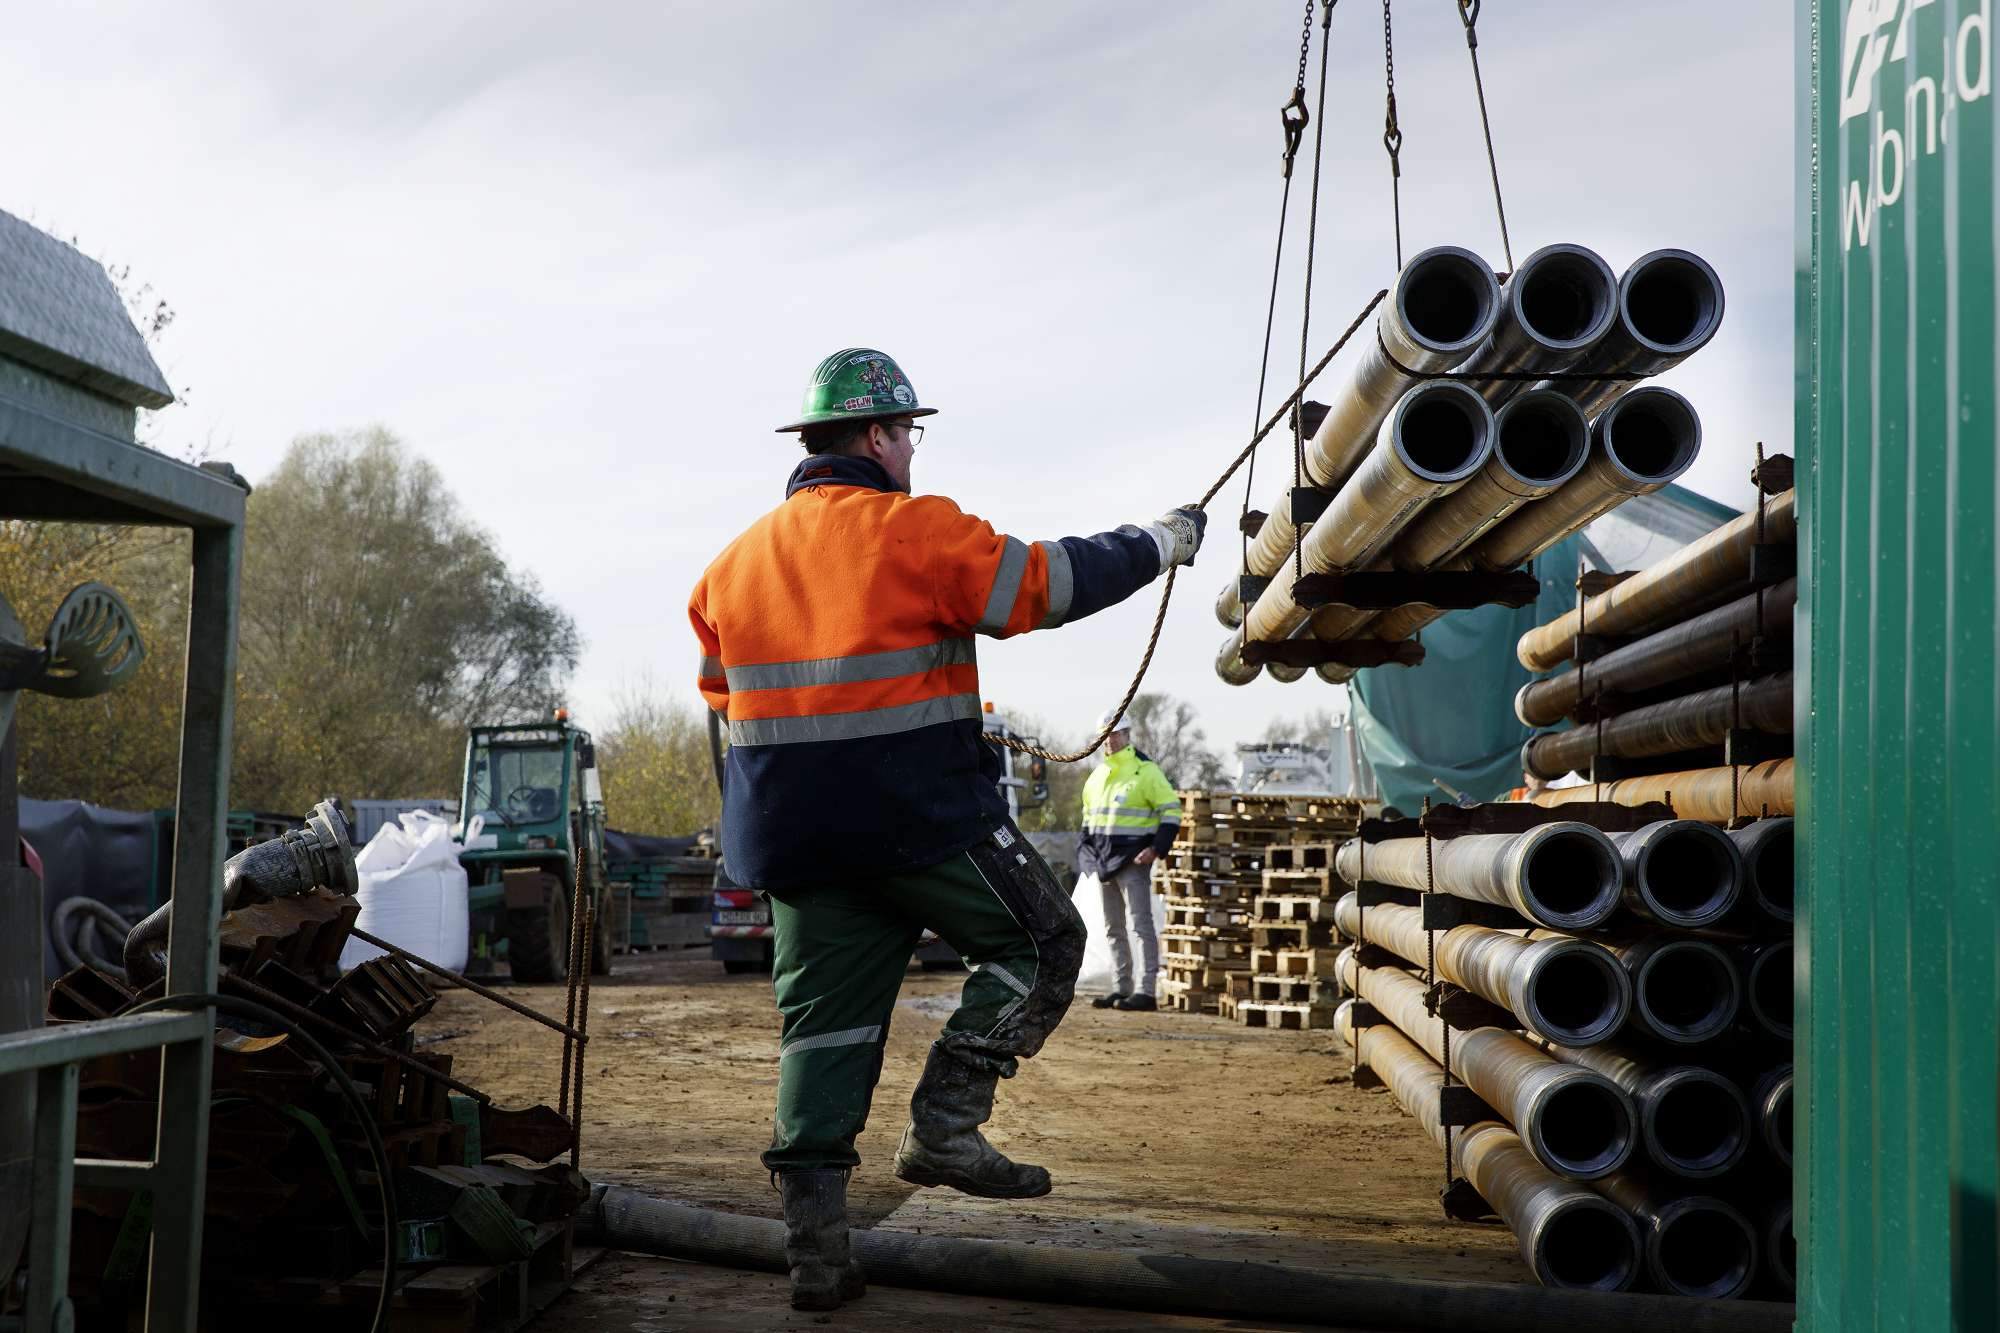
1155 791 1363 1023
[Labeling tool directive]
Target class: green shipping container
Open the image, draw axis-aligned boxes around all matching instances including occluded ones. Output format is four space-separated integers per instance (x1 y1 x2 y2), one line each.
1800 1 1999 1327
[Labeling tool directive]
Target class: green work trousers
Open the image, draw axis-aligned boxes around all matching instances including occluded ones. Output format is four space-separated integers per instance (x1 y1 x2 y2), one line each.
761 822 1086 1173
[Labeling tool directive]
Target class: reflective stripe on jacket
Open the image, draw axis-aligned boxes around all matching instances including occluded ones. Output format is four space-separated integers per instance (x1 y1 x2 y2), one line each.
1077 746 1180 879
690 454 1163 889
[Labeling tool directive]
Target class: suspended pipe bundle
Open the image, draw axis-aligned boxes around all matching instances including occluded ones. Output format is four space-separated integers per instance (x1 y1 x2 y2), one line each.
1612 820 1744 929
1338 954 1638 1180
1520 672 1795 782
1337 1001 1645 1291
1531 1036 1753 1179
1529 758 1796 820
1515 579 1797 727
1518 490 1796 672
1333 823 1623 931
1555 248 1727 419
1360 385 1704 657
1728 818 1795 924
1727 937 1794 1045
1221 246 1505 628
1333 891 1630 1046
1543 932 1742 1046
1217 381 1495 683
1589 1171 1760 1301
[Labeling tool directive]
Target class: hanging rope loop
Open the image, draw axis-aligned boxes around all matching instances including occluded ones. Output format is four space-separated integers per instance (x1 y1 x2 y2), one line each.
1458 0 1482 38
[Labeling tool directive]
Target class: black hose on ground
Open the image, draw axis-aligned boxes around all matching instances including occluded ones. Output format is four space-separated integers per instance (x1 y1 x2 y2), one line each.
581 1185 1794 1332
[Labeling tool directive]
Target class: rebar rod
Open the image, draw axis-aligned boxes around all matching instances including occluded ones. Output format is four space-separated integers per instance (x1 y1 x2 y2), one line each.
1334 823 1623 930
1611 820 1744 929
1334 891 1629 1046
220 971 493 1104
1516 579 1797 727
347 926 586 1041
1339 955 1637 1180
1522 673 1794 781
1530 759 1795 820
1531 1036 1752 1179
1338 1001 1643 1291
1518 491 1795 672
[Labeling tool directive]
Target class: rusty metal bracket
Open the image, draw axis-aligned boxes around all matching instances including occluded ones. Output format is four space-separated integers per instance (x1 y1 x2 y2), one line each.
1287 486 1333 526
1437 1081 1502 1127
1290 568 1540 611
1419 892 1530 933
1240 637 1426 669
1238 510 1269 537
1354 880 1421 908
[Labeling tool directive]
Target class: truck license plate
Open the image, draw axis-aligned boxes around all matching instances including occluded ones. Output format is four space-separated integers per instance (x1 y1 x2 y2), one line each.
715 910 768 925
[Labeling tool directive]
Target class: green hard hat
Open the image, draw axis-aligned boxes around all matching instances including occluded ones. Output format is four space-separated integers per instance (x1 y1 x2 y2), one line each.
775 347 940 434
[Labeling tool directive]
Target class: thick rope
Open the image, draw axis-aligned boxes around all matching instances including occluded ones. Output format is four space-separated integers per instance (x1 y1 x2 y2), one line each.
991 289 1388 764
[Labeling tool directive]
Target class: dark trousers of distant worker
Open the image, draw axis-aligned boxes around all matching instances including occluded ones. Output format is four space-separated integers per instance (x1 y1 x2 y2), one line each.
761 822 1086 1173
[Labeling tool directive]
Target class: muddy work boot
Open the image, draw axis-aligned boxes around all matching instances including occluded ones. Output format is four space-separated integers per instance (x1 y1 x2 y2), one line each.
1114 993 1158 1012
1090 991 1128 1009
778 1170 865 1310
893 1046 1052 1199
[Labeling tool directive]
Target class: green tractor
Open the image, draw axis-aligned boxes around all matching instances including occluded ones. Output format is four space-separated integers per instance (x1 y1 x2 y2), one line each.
457 713 612 981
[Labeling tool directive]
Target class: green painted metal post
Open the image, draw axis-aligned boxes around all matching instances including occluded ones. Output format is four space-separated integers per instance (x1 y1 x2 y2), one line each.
1800 1 2000 1328
26 1063 77 1332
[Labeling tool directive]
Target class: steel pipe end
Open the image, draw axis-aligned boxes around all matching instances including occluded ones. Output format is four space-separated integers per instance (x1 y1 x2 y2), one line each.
1630 938 1742 1046
1730 817 1795 923
1387 380 1496 486
1520 732 1566 784
1639 1066 1752 1179
1215 630 1259 686
1512 679 1543 729
1593 385 1702 490
1508 243 1619 355
1214 579 1244 629
1314 661 1357 685
1518 936 1632 1048
1742 940 1794 1040
1393 245 1504 359
1752 1064 1794 1167
1507 821 1625 929
1264 661 1307 684
1764 1200 1796 1295
1523 1068 1638 1180
1335 944 1362 995
1492 390 1592 496
1618 819 1744 927
1517 1183 1644 1291
1334 998 1357 1044
1644 1194 1759 1301
1618 248 1726 358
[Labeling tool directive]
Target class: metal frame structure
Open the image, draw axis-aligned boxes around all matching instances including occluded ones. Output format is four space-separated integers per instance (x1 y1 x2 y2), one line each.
0 211 244 1331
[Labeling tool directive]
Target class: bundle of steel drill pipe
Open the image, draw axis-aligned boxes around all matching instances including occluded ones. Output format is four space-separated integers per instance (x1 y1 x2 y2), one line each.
1332 822 1623 930
1530 758 1796 820
1216 380 1496 684
1735 938 1793 1040
1749 1065 1794 1168
1515 579 1797 728
1517 490 1797 673
1337 953 1638 1180
1762 1200 1796 1296
1221 246 1504 629
1336 1001 1644 1290
1520 672 1795 783
1552 248 1727 419
1532 930 1742 1046
1332 891 1630 1046
1350 384 1705 670
1588 1169 1760 1300
1610 819 1743 929
1527 1034 1753 1179
1728 818 1795 923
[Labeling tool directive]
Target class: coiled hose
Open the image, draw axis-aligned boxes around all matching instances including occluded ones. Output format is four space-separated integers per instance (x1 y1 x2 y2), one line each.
51 896 135 980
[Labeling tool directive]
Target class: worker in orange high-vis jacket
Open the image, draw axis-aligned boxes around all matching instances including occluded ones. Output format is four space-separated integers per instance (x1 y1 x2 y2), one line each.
689 348 1204 1312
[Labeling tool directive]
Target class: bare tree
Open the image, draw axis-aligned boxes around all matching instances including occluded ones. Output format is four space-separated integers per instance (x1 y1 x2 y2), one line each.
1124 691 1228 789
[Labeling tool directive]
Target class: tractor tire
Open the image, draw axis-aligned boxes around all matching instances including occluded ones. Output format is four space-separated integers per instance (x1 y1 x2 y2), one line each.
506 885 570 983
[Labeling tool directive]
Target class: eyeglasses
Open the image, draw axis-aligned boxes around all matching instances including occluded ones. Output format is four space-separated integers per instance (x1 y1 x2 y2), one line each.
883 421 923 446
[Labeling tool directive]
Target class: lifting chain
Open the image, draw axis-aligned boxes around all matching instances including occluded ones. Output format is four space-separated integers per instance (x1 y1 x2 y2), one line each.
1380 0 1404 269
1294 0 1336 586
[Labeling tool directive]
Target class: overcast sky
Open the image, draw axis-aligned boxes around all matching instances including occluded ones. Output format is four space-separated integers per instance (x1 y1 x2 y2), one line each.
4 2 1792 761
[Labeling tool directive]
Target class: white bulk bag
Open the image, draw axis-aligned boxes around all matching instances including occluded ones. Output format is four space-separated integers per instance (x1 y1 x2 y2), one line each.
338 810 476 973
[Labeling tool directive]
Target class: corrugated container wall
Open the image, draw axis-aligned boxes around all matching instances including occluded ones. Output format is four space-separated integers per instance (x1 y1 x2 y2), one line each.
1800 1 2000 1328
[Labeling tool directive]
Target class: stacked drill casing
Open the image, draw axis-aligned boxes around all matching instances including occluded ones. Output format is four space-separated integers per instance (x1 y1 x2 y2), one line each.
1217 245 1723 687
1331 803 1793 1299
1515 486 1798 819
1152 789 1362 1022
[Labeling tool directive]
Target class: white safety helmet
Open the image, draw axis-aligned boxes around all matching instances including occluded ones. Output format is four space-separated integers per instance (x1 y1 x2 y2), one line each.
1099 709 1130 734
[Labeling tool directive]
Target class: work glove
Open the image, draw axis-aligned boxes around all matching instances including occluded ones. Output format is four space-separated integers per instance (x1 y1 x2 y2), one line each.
1148 506 1207 569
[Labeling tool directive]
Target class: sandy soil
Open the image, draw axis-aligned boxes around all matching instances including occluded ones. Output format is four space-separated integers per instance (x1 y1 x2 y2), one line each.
418 950 1526 1330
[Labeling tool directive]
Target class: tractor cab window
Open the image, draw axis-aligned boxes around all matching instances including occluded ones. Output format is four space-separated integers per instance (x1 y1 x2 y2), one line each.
468 733 566 826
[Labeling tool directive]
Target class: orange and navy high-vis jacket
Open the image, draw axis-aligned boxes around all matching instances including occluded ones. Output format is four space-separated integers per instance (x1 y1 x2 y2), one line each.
690 454 1164 890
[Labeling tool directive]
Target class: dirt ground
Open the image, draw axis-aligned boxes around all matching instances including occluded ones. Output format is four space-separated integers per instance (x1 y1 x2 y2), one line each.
420 950 1527 1330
